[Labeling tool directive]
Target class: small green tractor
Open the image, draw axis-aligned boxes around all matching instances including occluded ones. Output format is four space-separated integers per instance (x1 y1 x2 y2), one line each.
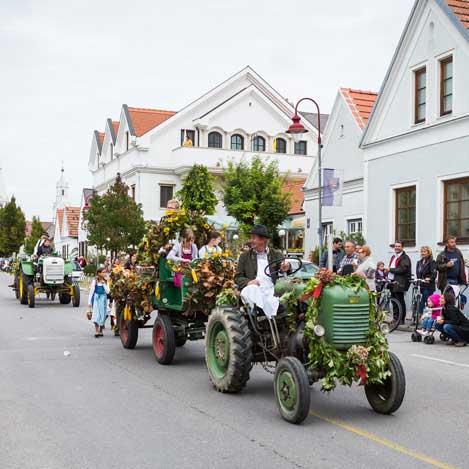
15 255 80 308
204 259 406 424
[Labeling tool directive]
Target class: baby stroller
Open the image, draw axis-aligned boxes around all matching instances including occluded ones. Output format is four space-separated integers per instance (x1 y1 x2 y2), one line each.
411 306 440 345
438 284 468 343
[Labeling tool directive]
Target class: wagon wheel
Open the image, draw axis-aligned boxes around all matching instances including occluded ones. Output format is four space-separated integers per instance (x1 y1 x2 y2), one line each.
119 309 139 349
152 315 176 365
205 307 252 393
274 357 310 424
365 351 405 414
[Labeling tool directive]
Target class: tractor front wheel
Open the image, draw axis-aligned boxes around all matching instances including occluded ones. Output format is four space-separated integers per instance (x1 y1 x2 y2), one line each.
205 307 252 393
365 351 406 414
72 285 80 307
152 315 176 365
274 357 310 424
27 285 35 308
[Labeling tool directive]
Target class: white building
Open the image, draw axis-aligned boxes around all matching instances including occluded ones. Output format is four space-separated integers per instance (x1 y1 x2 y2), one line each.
88 66 321 221
303 88 377 256
78 188 94 258
52 168 80 259
361 0 469 266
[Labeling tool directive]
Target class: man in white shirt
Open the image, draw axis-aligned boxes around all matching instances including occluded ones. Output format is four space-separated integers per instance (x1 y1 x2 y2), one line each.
235 225 290 318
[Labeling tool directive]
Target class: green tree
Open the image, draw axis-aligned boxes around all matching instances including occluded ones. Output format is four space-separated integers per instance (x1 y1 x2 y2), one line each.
83 174 146 258
24 216 44 255
222 156 291 245
0 196 27 256
176 164 218 215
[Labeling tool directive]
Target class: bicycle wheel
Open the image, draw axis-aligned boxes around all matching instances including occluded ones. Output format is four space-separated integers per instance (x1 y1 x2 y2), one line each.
378 297 403 333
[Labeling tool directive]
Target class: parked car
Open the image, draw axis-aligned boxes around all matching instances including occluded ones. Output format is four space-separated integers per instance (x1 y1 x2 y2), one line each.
71 261 83 283
288 260 319 280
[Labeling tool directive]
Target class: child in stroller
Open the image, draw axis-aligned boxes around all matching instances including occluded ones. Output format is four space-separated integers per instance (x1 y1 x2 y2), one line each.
417 293 441 336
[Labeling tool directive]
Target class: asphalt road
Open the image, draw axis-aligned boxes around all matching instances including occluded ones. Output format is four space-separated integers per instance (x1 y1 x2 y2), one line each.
1 273 468 469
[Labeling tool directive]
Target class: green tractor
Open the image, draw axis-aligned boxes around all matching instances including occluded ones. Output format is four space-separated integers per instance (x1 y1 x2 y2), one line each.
16 255 80 308
205 259 405 424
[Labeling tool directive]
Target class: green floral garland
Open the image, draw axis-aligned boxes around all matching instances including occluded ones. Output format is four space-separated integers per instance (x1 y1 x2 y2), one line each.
301 270 391 392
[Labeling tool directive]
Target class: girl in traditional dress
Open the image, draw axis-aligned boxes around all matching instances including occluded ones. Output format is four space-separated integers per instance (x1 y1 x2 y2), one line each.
199 231 222 258
88 267 110 337
167 229 198 287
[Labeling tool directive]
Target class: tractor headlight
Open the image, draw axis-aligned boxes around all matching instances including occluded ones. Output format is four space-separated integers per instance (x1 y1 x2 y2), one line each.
313 324 325 337
380 323 390 335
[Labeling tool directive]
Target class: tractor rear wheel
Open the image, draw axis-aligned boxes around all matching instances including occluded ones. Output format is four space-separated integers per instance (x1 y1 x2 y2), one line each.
119 312 139 349
365 351 406 414
14 275 20 299
274 357 310 424
72 285 80 307
19 273 30 305
205 307 252 393
152 315 176 365
27 285 35 308
59 292 71 304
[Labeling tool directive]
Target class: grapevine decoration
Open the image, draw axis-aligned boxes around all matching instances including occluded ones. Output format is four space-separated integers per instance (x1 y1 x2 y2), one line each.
300 268 390 392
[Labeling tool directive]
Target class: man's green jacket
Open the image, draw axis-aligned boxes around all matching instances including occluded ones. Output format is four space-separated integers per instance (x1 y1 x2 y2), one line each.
234 248 285 290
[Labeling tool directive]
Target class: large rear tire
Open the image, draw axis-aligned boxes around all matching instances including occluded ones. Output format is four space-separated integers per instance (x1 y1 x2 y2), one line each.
27 285 35 308
119 311 139 349
152 315 176 365
365 351 406 414
274 357 310 424
72 285 80 307
19 273 30 305
205 307 252 393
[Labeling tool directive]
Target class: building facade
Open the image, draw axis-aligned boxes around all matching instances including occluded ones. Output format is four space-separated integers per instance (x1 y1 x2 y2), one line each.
88 67 320 222
361 0 469 267
303 88 377 256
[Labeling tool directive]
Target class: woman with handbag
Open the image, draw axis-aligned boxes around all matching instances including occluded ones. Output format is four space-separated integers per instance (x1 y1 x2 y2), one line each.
87 267 110 338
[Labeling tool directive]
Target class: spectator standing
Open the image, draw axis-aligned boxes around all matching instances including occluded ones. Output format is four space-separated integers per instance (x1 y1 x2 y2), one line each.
416 246 437 315
436 236 467 293
338 240 358 276
388 240 412 323
356 246 376 290
320 237 344 272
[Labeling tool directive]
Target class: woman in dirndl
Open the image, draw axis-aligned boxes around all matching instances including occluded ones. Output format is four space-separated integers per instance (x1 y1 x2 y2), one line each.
88 267 110 338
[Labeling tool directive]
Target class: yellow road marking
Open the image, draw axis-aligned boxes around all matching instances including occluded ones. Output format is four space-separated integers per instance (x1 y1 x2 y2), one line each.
309 410 456 468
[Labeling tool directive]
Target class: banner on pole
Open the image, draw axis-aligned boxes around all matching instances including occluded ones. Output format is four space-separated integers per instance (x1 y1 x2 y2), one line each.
321 168 343 207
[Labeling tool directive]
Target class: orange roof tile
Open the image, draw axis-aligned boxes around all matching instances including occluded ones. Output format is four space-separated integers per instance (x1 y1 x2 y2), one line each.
447 0 469 29
340 88 378 130
65 207 80 238
127 107 176 137
112 121 119 137
283 180 305 215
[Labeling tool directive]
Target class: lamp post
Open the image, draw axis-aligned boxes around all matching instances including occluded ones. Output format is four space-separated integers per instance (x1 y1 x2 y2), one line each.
286 98 323 261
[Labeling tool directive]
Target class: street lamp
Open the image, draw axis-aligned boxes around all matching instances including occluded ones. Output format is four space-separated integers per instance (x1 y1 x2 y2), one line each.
286 98 323 260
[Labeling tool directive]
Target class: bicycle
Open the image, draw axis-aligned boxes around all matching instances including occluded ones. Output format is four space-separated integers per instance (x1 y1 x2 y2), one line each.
375 280 403 333
410 278 430 324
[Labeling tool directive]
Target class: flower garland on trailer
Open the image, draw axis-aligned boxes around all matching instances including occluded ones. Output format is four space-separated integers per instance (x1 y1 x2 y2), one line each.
175 251 237 314
300 268 391 392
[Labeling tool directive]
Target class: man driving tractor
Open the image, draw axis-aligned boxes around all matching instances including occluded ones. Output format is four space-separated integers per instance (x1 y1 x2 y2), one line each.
235 224 290 318
37 238 54 257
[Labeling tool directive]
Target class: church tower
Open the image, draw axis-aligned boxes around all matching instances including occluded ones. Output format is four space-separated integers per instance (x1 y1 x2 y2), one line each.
53 165 70 220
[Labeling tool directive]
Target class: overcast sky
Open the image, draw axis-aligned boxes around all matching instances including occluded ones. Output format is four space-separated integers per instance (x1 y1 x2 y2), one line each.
0 0 413 220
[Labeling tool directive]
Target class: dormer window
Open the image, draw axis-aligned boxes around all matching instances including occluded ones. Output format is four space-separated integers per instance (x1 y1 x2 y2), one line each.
252 136 265 152
208 131 222 148
440 56 453 116
275 138 286 154
414 67 426 124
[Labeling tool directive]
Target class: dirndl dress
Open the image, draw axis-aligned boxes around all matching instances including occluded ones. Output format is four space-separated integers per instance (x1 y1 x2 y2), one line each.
91 284 108 326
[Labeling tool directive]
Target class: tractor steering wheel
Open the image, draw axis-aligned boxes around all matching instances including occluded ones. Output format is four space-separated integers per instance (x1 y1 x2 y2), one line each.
263 257 303 278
